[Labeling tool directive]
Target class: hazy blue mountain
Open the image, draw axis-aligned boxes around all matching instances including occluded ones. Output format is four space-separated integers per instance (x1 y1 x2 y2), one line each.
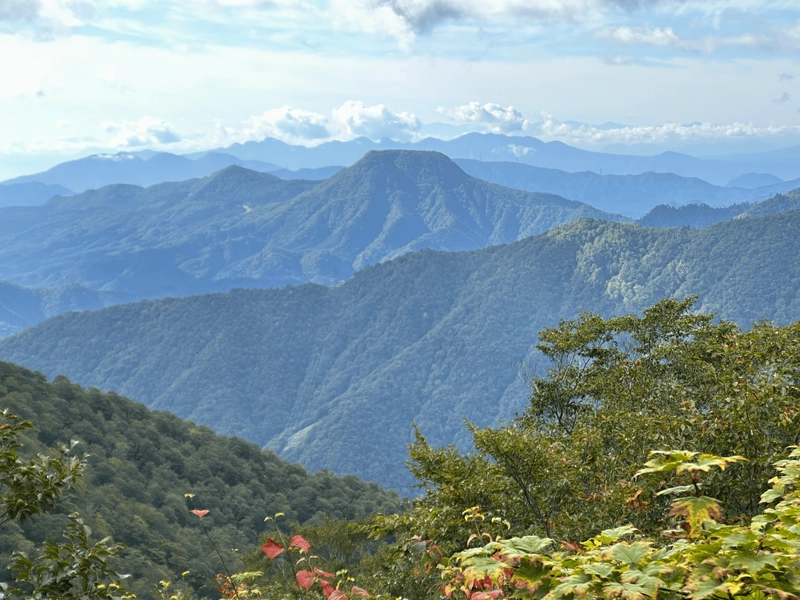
726 172 784 188
211 133 800 184
0 279 118 337
0 151 623 297
0 181 74 207
2 151 280 192
269 165 344 180
12 135 800 194
4 211 800 490
454 160 758 217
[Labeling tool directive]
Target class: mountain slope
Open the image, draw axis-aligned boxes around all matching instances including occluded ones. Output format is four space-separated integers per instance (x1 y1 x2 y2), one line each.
4 211 800 491
0 182 74 208
0 361 401 599
0 151 624 296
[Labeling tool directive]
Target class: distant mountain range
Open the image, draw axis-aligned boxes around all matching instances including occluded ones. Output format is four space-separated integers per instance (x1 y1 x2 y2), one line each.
454 160 800 217
4 209 800 490
7 134 800 198
0 151 310 194
0 151 622 300
203 133 800 185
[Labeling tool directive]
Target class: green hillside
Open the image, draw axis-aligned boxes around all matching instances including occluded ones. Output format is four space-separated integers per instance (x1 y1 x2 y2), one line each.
0 361 401 599
3 211 800 491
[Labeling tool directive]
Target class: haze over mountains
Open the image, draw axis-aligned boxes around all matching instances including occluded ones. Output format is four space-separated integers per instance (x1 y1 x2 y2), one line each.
5 134 800 201
0 151 620 307
4 209 800 490
204 133 800 185
455 160 799 217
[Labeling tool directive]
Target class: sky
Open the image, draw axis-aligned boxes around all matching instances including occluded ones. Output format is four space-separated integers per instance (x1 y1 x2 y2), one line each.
2 0 800 179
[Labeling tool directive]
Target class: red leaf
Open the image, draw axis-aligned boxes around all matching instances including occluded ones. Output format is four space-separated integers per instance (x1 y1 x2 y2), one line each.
329 591 348 600
261 537 285 559
296 570 315 590
314 567 335 578
352 585 370 597
190 509 210 519
472 591 504 600
320 580 335 597
290 534 311 553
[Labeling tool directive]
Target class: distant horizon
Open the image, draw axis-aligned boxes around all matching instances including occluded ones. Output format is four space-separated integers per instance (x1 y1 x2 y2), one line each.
5 129 800 184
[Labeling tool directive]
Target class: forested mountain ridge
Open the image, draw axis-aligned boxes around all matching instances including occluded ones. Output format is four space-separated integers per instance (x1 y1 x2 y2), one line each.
0 360 401 599
0 150 623 297
4 210 800 491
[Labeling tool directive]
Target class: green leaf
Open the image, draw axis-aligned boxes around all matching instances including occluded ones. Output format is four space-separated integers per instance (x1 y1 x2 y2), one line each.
610 542 650 566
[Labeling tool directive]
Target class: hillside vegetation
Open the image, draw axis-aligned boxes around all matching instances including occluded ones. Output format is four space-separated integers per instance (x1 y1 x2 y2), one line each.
0 361 401 599
3 210 800 490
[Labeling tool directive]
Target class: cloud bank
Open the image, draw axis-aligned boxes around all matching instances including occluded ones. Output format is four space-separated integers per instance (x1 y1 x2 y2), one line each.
440 102 533 134
103 116 181 147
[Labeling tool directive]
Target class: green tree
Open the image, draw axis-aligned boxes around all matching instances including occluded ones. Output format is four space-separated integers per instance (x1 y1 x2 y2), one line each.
0 409 131 599
370 297 800 592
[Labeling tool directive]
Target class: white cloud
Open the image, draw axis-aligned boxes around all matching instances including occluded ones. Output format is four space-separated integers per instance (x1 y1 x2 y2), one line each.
603 20 800 53
606 25 679 46
326 0 741 44
537 113 800 145
0 0 93 32
440 101 533 134
103 116 181 147
331 100 420 141
245 106 331 144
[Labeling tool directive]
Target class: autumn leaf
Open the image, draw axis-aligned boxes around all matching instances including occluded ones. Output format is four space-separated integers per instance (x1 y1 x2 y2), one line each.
290 534 311 553
190 509 209 519
261 537 285 559
329 591 348 600
296 569 315 590
351 585 370 597
321 579 335 597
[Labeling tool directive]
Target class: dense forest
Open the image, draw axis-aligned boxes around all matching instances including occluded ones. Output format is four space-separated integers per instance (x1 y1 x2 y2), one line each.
3 208 800 491
3 298 800 598
0 361 401 598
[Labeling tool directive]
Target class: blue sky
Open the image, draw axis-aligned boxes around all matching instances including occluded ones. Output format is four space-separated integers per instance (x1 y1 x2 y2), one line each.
1 0 800 179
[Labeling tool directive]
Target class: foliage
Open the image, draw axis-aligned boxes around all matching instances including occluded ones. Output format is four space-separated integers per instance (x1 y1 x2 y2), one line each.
0 361 402 599
210 513 375 600
441 449 800 599
367 298 800 593
0 409 131 599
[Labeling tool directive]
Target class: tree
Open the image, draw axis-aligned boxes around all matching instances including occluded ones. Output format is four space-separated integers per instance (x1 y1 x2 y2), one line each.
370 297 800 591
0 409 132 599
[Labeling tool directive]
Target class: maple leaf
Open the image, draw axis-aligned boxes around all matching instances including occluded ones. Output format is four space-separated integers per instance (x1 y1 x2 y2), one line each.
290 534 311 553
190 509 209 519
261 537 285 559
321 579 335 597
